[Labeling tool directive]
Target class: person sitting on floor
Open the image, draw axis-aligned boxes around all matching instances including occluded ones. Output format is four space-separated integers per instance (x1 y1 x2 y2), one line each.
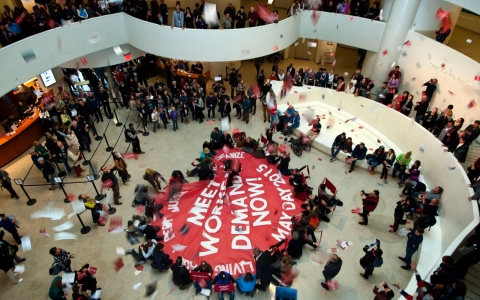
133 186 150 207
151 243 172 271
212 271 236 299
171 256 193 290
125 239 157 267
317 183 344 206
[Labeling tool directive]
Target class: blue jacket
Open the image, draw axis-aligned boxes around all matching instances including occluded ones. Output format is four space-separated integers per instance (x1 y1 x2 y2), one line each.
406 231 423 250
211 130 222 143
351 145 367 160
236 274 256 292
212 271 236 285
291 114 300 128
242 98 251 110
0 217 16 232
285 107 295 122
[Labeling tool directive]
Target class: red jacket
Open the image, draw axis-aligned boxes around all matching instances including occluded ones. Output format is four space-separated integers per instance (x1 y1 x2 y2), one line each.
363 195 379 212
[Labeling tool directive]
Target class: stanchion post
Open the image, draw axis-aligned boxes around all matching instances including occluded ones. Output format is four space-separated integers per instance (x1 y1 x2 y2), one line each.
54 160 66 177
87 174 104 200
87 162 100 180
103 133 114 152
76 211 91 234
91 121 103 141
107 204 116 215
14 178 36 206
54 177 70 203
114 110 122 127
80 149 91 166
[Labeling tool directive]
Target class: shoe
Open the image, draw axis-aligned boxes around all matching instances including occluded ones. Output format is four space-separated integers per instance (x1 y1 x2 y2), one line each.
213 119 215 121
16 278 23 283
49 188 57 191
360 273 368 279
264 120 266 123
125 248 133 254
358 222 367 225
139 151 145 154
336 200 344 206
15 195 20 199
357 213 363 217
330 157 335 162
207 118 209 121
246 121 249 124
389 225 393 228
322 215 330 222
398 256 406 262
195 290 200 295
115 202 123 205
370 170 375 175
10 195 14 199
348 170 353 173
401 265 411 270
389 230 395 233
17 258 26 262
321 282 329 290
134 261 145 268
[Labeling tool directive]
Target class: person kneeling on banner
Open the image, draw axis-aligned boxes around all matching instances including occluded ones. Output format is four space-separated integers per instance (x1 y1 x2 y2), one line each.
79 194 109 226
317 184 344 207
132 186 150 207
187 158 213 177
169 170 188 185
145 197 164 219
287 227 319 259
225 159 242 187
302 193 331 223
151 243 172 272
171 256 193 290
212 271 236 300
125 239 157 268
289 168 310 199
191 261 213 296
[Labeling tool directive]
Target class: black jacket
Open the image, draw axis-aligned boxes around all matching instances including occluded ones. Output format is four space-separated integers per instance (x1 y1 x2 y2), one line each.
143 224 158 240
323 257 343 279
255 250 273 283
171 263 191 286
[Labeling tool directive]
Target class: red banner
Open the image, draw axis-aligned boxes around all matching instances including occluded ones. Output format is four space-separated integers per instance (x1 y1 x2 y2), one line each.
190 271 211 281
214 283 235 292
153 149 302 276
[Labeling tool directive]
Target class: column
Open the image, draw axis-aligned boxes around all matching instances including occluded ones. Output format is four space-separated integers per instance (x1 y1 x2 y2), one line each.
104 66 119 105
366 0 421 83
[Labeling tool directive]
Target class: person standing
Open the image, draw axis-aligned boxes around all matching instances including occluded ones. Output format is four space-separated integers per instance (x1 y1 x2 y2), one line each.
56 141 72 174
241 96 251 124
360 241 382 279
247 6 258 27
0 214 22 244
112 152 129 184
0 237 24 283
171 3 184 28
399 228 424 270
85 91 103 123
100 165 123 205
0 169 19 199
125 123 145 154
170 106 179 132
236 6 247 28
321 254 342 290
422 78 437 102
358 190 380 226
414 95 430 123
206 92 217 121
38 157 57 191
253 247 272 291
96 86 113 118
373 281 395 300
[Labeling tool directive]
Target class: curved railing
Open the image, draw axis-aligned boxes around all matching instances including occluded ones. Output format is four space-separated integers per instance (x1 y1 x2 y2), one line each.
0 11 386 97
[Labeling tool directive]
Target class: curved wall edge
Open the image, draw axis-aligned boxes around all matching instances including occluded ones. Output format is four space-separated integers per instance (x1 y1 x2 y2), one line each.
278 87 478 295
0 11 386 97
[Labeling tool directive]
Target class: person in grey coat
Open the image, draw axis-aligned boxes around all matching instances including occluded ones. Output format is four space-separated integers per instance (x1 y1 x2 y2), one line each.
0 170 19 199
321 254 342 290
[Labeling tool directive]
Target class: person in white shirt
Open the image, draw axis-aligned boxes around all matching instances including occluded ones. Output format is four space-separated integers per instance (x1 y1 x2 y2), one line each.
327 69 335 88
151 108 159 132
345 82 355 94
125 239 157 267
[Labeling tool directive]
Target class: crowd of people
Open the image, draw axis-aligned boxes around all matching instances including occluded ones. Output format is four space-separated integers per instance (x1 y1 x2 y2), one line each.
0 0 387 47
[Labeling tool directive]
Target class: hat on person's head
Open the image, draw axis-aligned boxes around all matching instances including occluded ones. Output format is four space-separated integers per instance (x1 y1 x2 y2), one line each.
37 157 45 162
204 148 210 154
379 145 385 149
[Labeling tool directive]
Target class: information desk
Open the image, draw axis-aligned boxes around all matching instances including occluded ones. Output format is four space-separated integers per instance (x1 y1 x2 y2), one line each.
0 113 43 167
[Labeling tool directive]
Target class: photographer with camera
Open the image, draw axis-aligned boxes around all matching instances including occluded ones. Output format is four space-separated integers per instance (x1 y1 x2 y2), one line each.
125 123 145 154
49 247 74 275
358 190 380 226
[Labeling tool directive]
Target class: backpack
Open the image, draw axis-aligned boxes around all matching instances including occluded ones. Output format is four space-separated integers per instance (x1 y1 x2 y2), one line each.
373 256 383 267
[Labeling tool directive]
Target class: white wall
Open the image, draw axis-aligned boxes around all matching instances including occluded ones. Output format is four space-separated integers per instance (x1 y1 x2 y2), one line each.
412 0 462 31
397 31 480 124
445 0 480 15
279 86 478 294
0 12 387 98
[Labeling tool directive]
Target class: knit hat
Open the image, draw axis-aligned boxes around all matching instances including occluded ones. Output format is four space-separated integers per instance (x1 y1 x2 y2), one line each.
37 157 45 162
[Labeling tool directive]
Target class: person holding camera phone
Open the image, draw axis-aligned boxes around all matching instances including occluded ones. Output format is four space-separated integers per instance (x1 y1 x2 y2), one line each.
358 190 380 226
49 247 74 274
